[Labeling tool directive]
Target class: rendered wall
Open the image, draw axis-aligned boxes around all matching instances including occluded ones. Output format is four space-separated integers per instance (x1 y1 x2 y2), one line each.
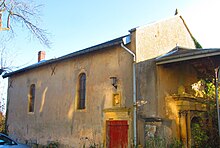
135 16 195 63
135 16 196 118
157 62 198 117
134 16 196 147
156 62 198 139
6 45 134 147
136 59 157 117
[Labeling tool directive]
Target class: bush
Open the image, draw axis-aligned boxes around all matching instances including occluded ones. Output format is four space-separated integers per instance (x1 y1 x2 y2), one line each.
145 137 183 148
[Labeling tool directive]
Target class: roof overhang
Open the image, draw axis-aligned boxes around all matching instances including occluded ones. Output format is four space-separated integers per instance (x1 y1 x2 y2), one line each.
3 35 128 78
156 48 220 65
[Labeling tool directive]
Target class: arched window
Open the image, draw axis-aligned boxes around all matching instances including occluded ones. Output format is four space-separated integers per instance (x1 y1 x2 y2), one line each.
28 84 35 112
78 73 86 109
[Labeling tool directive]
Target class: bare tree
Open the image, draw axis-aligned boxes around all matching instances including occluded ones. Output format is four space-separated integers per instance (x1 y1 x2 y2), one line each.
0 0 50 47
0 1 50 116
0 46 14 75
0 0 50 75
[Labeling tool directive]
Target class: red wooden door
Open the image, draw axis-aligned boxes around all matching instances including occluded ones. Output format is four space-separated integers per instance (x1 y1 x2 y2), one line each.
106 120 128 148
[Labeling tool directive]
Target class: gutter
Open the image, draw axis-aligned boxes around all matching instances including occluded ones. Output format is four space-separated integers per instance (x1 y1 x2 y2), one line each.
121 42 137 147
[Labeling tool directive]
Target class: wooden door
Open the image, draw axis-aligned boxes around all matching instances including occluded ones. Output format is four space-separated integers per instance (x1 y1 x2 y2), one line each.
106 120 128 148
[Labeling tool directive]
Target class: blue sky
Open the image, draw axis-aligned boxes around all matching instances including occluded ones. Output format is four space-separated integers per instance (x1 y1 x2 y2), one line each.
1 0 220 69
0 0 216 69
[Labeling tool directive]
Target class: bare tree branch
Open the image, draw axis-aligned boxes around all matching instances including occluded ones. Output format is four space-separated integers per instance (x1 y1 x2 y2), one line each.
0 0 6 9
0 0 51 47
12 13 50 47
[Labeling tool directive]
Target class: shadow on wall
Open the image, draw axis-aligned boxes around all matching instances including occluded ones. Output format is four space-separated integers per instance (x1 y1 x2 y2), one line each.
39 87 48 113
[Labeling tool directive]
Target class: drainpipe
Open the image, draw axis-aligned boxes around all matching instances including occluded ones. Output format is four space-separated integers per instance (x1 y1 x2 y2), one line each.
215 67 220 136
121 43 137 147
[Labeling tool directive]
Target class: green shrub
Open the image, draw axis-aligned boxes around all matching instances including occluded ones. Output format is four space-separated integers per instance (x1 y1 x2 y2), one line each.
145 137 183 148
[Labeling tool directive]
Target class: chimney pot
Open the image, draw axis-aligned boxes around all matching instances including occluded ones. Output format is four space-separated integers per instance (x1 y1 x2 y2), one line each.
38 51 46 62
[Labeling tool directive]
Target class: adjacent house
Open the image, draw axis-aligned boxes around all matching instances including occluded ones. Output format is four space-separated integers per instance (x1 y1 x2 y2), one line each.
4 15 219 147
139 47 220 147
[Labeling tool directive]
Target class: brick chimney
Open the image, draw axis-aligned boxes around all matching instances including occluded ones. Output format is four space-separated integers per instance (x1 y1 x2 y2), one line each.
38 51 45 62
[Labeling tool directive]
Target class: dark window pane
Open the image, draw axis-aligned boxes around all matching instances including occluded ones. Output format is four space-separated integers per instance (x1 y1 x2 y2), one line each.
29 84 35 112
78 73 86 109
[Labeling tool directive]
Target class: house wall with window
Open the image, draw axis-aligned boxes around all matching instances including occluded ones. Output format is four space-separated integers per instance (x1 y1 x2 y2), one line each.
6 45 134 146
5 15 198 147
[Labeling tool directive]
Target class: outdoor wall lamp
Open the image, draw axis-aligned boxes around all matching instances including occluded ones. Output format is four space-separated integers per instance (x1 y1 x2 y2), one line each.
110 77 117 89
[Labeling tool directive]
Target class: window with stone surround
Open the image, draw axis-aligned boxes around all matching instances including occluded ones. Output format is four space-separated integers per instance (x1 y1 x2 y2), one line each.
78 73 86 109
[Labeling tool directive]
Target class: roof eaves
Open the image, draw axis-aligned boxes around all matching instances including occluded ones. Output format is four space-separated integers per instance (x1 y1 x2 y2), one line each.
3 35 126 78
156 46 194 60
156 48 220 65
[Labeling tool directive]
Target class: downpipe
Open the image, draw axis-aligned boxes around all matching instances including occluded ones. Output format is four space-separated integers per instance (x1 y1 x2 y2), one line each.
121 43 137 147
